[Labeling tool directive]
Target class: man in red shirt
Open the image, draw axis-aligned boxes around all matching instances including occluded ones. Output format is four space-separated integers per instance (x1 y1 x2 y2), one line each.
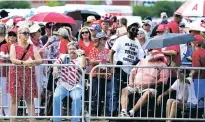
190 35 205 79
168 13 182 33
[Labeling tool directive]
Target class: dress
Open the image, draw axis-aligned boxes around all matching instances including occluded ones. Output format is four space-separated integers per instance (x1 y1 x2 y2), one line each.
7 43 38 99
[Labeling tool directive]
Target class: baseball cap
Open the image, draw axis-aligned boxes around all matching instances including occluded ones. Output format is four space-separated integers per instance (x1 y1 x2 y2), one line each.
95 32 106 39
29 23 41 33
161 12 168 19
128 22 140 29
89 24 101 31
53 28 69 37
8 28 17 34
193 35 204 46
145 16 152 21
156 24 169 32
143 20 152 26
45 22 54 29
87 16 96 22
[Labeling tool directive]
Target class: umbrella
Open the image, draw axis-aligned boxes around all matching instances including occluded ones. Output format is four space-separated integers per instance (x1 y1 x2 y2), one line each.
144 33 196 49
30 12 77 24
175 0 205 17
66 10 101 22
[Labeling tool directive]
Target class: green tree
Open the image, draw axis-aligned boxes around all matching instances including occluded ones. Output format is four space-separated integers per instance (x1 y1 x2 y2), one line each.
154 1 183 17
87 1 103 5
46 1 64 7
0 1 30 9
133 6 155 19
133 1 183 18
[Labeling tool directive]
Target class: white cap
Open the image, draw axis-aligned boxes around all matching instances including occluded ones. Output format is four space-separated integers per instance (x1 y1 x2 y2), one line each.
54 28 69 37
143 20 152 26
29 23 41 33
161 12 168 19
87 16 96 22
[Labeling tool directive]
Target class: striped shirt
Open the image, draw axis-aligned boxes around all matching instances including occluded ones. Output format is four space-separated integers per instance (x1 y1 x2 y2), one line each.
56 56 82 90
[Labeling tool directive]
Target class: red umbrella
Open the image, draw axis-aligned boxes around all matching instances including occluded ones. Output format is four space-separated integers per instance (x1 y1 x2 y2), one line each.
176 0 205 17
30 12 77 24
13 16 25 24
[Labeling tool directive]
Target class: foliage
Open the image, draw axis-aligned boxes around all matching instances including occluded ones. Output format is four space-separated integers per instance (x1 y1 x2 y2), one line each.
46 1 64 7
133 1 183 19
0 1 30 9
87 1 103 5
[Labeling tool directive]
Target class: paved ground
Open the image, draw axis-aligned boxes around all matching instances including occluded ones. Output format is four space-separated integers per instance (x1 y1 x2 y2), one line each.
0 119 108 122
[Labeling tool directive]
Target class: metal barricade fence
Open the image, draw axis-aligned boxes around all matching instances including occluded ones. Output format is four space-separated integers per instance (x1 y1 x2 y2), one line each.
0 63 85 121
89 65 205 121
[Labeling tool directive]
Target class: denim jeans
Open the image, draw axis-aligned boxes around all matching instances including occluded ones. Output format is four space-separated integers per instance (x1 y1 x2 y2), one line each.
109 71 129 116
53 85 82 122
91 77 113 116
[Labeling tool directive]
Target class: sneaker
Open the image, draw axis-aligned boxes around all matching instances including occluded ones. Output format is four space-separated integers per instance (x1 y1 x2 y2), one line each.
118 111 130 117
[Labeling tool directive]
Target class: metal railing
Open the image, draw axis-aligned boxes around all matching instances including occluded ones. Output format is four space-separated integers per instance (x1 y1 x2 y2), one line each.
0 63 205 122
0 63 85 122
88 65 205 121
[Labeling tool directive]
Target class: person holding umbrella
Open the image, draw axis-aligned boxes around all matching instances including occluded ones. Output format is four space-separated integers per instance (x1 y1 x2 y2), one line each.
168 13 183 33
189 35 205 79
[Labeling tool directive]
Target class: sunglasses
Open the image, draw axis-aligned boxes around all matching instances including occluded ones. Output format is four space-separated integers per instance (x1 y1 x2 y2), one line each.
20 32 30 36
101 37 107 40
81 31 89 34
138 32 144 35
8 33 17 37
130 28 138 32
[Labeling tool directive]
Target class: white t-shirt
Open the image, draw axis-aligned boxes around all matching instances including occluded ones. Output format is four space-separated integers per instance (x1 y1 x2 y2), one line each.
171 77 198 105
112 35 143 74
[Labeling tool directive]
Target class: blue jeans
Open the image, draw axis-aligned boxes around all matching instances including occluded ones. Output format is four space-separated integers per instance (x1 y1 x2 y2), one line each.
53 85 82 122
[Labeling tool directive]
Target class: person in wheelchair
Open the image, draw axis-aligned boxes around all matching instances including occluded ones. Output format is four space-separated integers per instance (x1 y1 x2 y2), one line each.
119 49 169 117
157 69 197 122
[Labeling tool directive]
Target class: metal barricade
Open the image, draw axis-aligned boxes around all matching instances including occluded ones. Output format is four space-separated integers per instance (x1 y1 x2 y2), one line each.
0 63 85 122
88 65 205 121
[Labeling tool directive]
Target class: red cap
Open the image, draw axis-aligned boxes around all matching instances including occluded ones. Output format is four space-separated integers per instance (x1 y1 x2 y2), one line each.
156 24 169 32
90 20 100 25
8 28 17 34
193 35 204 46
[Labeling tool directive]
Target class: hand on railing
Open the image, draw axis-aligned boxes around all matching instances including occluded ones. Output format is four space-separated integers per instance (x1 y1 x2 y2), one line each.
157 95 162 105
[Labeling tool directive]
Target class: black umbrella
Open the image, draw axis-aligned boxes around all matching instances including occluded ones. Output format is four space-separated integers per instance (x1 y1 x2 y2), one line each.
66 10 101 22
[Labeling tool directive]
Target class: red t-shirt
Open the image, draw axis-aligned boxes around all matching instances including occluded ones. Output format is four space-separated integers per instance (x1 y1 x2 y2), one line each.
192 48 205 79
59 40 69 54
168 20 180 33
0 42 13 77
78 40 94 57
165 45 181 77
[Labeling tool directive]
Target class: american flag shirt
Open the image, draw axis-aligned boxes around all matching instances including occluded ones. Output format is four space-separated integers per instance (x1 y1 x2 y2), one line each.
55 55 82 91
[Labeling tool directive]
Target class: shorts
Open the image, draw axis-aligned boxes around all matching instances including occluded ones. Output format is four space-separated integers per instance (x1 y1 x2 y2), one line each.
127 86 157 97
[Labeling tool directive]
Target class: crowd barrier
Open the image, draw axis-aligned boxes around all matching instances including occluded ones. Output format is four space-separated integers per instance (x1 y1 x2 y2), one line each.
89 65 205 122
0 63 204 122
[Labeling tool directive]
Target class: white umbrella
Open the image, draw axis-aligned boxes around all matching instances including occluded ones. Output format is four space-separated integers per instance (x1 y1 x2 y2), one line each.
176 0 205 17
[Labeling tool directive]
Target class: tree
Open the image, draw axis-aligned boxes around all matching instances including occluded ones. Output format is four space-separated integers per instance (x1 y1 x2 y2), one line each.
0 1 30 9
154 1 183 17
133 1 183 19
133 6 154 19
46 1 64 7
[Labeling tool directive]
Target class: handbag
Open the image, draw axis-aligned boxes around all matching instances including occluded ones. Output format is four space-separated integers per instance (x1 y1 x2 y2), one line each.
20 44 31 60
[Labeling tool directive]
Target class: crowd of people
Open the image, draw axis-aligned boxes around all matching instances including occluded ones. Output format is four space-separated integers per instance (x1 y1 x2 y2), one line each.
0 11 204 122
